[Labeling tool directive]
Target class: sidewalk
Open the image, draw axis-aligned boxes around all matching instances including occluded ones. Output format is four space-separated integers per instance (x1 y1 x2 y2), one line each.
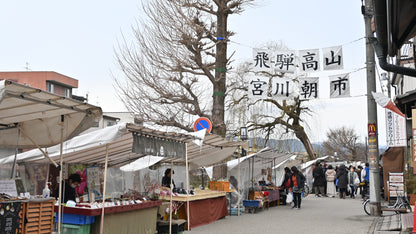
185 195 376 234
372 212 414 233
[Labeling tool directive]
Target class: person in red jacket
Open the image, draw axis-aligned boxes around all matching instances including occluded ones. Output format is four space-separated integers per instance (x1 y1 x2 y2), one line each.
290 166 306 209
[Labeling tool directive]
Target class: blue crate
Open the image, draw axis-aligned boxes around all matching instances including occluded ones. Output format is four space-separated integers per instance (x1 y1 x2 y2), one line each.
243 200 261 207
228 207 243 216
55 213 95 225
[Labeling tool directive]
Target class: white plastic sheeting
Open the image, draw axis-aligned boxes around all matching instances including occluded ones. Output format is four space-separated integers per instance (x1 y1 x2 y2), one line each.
0 123 129 164
120 156 164 172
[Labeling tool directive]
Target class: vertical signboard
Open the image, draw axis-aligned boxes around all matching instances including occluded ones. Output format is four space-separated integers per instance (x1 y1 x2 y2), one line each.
385 109 406 147
412 108 416 174
368 123 377 164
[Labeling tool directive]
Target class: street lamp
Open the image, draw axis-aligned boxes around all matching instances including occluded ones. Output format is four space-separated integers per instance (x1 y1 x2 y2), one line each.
240 127 248 141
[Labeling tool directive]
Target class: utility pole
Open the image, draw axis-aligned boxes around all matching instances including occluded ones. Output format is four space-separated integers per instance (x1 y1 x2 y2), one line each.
363 0 381 216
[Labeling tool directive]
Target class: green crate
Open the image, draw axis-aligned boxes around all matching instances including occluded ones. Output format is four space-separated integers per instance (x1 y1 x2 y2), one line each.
61 223 91 234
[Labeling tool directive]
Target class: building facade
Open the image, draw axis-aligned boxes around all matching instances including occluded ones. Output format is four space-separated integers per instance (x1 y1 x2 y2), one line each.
0 71 78 98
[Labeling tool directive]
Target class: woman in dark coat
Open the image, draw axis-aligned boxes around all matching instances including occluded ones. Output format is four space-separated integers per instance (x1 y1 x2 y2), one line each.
161 168 175 188
280 167 292 194
336 164 348 199
290 166 306 209
313 162 326 197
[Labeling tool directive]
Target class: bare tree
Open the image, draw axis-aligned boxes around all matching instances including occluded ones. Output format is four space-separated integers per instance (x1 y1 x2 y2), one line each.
323 126 365 161
226 44 316 160
114 0 254 137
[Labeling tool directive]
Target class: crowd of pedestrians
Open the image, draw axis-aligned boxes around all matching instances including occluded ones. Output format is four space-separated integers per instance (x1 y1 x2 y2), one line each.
311 161 371 199
279 161 373 211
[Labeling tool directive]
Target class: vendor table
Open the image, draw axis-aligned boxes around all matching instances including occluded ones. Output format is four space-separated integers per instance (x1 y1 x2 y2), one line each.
55 200 161 234
159 190 228 229
266 189 279 206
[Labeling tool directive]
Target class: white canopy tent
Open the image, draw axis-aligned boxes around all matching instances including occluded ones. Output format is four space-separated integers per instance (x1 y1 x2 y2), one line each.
0 80 102 149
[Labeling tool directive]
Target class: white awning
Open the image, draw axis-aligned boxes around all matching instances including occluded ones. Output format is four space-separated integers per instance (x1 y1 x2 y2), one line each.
0 123 245 168
0 80 102 148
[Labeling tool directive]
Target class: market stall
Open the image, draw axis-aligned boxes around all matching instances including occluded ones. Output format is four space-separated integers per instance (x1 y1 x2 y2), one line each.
1 122 243 233
209 148 295 213
0 79 102 234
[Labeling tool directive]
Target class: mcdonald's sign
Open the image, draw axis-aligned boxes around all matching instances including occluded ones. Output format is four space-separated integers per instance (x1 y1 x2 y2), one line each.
368 123 376 137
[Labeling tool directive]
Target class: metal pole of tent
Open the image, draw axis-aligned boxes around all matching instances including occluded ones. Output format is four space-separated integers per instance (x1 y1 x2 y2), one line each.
251 157 254 188
18 126 59 168
169 160 173 234
10 128 20 179
237 147 241 216
57 123 64 234
248 157 251 189
100 144 109 234
273 158 276 186
185 143 191 229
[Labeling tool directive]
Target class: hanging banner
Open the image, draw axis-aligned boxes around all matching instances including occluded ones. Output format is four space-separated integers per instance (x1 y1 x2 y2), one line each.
87 166 102 200
252 49 271 72
385 109 406 147
248 76 269 99
0 202 21 234
132 134 186 158
299 49 320 72
323 46 344 70
299 77 319 100
329 73 350 98
271 50 296 73
412 108 416 174
271 77 297 99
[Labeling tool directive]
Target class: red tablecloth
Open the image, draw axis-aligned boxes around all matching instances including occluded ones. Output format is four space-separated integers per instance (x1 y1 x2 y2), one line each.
184 196 228 229
266 190 279 202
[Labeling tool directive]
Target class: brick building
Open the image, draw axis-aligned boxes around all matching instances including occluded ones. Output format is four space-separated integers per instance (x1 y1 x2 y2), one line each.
0 71 85 101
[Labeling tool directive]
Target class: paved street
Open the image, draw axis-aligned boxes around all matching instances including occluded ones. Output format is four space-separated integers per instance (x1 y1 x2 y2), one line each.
186 195 376 234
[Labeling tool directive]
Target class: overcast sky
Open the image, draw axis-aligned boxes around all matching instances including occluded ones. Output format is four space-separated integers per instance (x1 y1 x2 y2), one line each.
0 0 387 145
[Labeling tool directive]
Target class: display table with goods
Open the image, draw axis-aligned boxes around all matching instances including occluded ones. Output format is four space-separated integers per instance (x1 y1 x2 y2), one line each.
264 188 280 207
54 191 162 234
159 189 228 229
244 187 278 213
0 193 54 234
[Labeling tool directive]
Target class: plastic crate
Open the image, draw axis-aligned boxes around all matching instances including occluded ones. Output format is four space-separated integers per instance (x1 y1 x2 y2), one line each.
61 223 90 234
228 207 243 216
55 213 95 225
243 200 261 207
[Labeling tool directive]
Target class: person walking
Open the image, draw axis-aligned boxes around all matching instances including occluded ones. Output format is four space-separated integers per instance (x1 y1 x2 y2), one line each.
325 165 337 197
336 164 348 199
347 166 359 199
290 166 306 209
280 167 292 194
313 162 326 197
361 163 370 199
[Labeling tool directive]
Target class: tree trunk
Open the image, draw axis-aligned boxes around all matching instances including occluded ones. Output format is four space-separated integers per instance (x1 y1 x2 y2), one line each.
212 2 227 137
295 127 316 160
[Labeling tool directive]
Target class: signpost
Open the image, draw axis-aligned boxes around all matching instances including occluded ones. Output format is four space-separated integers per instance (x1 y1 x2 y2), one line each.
193 117 212 133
